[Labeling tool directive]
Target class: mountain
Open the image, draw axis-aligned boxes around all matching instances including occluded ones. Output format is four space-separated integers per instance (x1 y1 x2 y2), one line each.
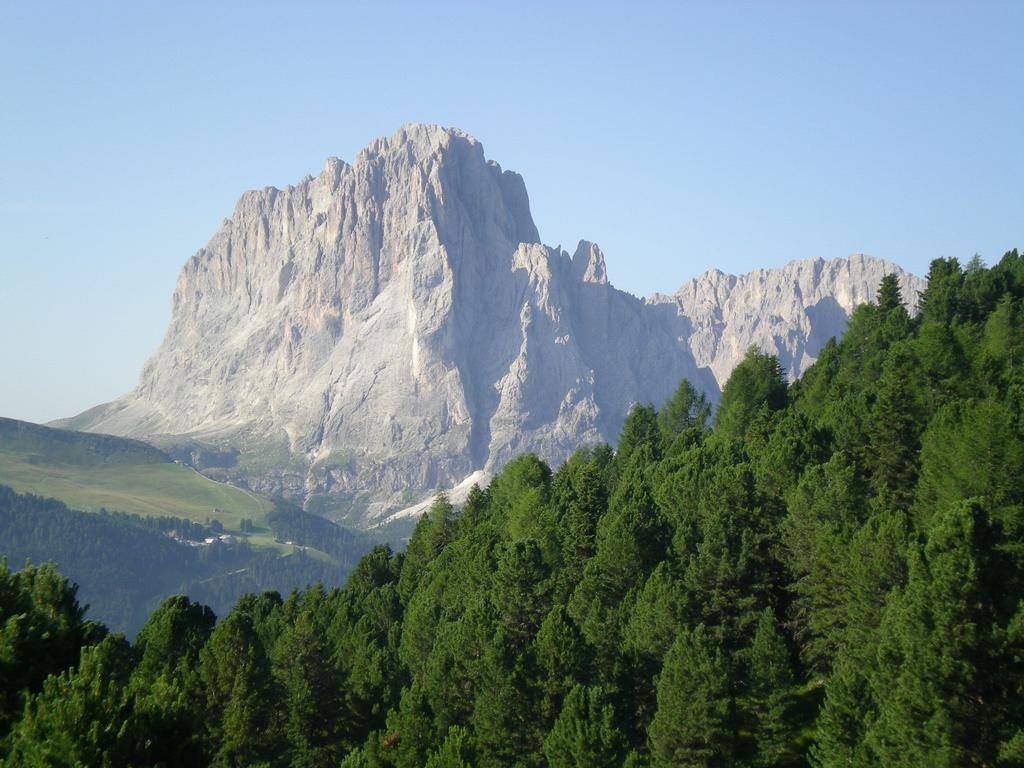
61 124 924 524
650 253 923 386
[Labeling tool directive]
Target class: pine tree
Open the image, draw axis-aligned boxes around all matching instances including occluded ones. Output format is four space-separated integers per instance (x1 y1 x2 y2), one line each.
781 453 869 671
4 635 139 767
398 494 454 603
492 538 551 654
543 685 627 768
533 606 590 724
132 595 215 684
919 257 964 326
128 596 215 767
867 344 928 511
648 625 734 767
809 652 875 768
471 630 544 768
386 682 437 768
617 404 663 468
274 594 345 768
864 500 1009 766
556 453 609 598
714 348 788 441
620 562 687 742
568 448 668 665
200 608 282 766
0 561 93 737
744 609 797 766
876 273 904 314
424 725 474 767
658 378 711 442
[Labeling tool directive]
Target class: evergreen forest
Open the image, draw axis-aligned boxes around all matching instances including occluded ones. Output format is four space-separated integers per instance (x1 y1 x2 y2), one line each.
2 252 1024 766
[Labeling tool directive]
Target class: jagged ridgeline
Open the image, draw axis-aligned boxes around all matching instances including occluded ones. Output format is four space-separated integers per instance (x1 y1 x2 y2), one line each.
4 253 1023 766
59 124 924 526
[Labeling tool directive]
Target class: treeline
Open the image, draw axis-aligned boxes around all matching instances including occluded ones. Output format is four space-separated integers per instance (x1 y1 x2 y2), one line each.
0 487 371 635
268 501 375 567
2 251 1023 766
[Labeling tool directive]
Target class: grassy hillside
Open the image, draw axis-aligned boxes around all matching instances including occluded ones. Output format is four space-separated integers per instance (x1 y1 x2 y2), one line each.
0 417 275 535
0 485 371 635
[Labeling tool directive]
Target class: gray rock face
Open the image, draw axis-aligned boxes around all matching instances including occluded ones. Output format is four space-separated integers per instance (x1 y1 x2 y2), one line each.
65 125 925 524
651 254 924 388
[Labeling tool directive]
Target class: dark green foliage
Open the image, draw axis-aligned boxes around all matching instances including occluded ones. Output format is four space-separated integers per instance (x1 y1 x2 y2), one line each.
744 610 798 766
133 595 216 682
2 255 1023 766
876 272 904 313
919 257 965 325
617 404 663 467
398 494 455 603
648 625 734 767
424 725 474 767
543 685 626 768
534 605 590 723
267 500 373 566
569 447 668 665
714 347 788 440
0 560 96 739
4 635 139 767
866 343 928 510
274 590 345 767
659 378 712 441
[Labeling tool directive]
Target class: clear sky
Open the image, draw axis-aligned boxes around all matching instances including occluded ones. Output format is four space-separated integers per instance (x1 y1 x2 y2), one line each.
2 1 1022 424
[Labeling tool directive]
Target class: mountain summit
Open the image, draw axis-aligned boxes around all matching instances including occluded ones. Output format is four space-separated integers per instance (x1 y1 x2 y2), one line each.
64 125 924 523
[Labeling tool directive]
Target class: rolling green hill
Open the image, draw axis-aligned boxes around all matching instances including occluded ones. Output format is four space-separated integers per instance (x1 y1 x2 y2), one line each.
0 420 378 634
0 417 275 536
0 484 371 635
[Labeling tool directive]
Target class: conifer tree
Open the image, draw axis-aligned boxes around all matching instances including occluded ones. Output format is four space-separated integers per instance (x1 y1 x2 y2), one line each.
648 625 734 767
132 595 215 684
0 561 93 737
534 605 590 724
543 685 627 768
781 453 868 671
617 404 663 468
715 348 788 441
398 494 454 603
864 500 1010 766
4 635 139 767
424 725 474 767
274 594 345 768
129 596 215 766
387 682 437 768
556 454 608 598
200 607 281 766
569 447 668 665
867 344 928 511
471 630 544 768
876 272 903 314
744 609 797 767
658 378 711 442
919 257 964 326
809 653 875 768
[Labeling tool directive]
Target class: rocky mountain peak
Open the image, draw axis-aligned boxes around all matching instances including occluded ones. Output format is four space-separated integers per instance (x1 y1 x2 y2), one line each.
64 125 925 525
571 240 609 285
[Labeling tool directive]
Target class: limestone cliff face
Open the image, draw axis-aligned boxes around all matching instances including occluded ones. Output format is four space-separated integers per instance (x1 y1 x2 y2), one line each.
67 125 924 522
653 254 925 388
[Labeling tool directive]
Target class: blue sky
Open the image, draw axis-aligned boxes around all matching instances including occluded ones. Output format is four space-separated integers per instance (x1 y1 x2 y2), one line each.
2 1 1022 423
